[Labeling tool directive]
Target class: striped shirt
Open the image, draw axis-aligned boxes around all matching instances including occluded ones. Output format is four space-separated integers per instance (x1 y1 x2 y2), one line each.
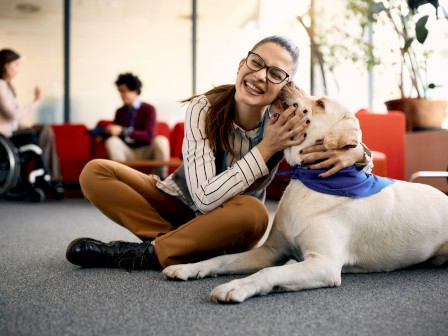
157 95 271 214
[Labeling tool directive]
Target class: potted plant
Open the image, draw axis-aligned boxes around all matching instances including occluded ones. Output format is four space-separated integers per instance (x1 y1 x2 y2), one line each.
346 0 447 130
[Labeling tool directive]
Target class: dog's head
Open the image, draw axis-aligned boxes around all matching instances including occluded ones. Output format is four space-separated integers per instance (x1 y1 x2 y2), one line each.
270 83 361 166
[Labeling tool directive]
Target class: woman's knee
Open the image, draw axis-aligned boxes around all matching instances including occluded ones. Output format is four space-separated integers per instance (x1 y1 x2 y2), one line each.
80 159 122 202
38 124 53 136
37 125 55 144
229 195 269 231
79 159 111 190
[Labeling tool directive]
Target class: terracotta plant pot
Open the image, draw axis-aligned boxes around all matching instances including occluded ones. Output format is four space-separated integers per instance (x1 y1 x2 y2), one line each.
385 98 447 131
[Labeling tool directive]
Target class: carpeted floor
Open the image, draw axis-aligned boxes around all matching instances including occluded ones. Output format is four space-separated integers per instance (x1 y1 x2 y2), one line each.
0 198 447 336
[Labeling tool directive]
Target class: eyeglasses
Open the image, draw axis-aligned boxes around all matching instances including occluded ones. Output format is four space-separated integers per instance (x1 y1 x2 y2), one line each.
245 51 290 84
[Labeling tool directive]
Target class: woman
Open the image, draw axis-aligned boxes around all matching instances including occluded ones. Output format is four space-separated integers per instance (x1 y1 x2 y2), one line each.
0 48 64 197
66 36 372 271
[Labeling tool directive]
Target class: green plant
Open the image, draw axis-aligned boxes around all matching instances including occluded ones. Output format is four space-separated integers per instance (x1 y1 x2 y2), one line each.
299 0 445 98
297 0 383 95
345 0 443 98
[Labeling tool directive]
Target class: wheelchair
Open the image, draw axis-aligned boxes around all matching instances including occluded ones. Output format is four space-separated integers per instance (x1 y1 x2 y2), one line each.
0 133 62 202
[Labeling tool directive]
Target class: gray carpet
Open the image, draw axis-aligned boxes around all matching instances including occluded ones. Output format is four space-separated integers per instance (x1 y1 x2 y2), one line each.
1 198 447 336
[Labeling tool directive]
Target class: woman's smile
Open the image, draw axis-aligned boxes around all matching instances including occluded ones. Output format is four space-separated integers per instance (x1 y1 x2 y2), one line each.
244 80 264 94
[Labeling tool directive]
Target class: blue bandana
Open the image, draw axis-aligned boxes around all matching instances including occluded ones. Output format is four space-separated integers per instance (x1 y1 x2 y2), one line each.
278 165 395 198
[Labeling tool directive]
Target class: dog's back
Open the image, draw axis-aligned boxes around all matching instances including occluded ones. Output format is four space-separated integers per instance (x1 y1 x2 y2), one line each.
279 175 448 273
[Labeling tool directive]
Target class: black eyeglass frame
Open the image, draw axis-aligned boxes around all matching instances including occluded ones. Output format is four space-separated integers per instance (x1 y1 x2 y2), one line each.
245 51 290 84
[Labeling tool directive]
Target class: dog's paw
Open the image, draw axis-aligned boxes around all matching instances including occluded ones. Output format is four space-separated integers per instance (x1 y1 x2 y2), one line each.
210 279 259 303
163 264 208 280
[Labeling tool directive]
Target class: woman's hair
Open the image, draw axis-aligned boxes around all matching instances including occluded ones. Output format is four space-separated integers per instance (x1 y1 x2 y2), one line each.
251 35 300 77
115 72 143 94
0 48 20 80
183 35 300 156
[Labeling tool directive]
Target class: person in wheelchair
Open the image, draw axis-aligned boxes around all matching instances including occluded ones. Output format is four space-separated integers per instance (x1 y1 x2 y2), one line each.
0 48 64 200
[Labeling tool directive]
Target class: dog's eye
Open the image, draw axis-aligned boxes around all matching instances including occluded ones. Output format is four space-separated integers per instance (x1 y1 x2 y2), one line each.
316 100 325 108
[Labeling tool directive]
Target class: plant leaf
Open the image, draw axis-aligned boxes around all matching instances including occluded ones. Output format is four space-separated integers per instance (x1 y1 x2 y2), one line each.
415 15 429 44
372 2 386 14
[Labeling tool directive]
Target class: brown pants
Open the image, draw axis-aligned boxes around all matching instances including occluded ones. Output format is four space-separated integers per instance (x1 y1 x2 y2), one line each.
79 159 269 268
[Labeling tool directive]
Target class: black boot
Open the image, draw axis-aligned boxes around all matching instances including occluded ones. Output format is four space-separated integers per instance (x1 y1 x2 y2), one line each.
66 238 160 271
51 180 65 200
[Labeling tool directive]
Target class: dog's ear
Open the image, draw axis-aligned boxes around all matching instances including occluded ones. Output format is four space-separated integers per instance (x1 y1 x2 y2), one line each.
279 82 292 98
281 81 308 94
278 82 309 103
324 112 362 150
295 86 309 98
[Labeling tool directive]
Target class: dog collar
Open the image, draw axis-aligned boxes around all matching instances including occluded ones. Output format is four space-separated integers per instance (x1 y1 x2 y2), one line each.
279 165 395 198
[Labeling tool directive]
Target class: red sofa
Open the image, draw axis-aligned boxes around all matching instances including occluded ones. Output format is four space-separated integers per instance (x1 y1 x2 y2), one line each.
52 110 406 200
355 109 406 180
51 121 184 196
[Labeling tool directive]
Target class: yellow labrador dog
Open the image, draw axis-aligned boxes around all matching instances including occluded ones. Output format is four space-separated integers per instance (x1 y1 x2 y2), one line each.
163 85 448 303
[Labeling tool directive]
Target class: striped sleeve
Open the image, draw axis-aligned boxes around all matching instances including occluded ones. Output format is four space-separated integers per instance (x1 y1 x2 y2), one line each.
355 143 374 175
183 96 269 214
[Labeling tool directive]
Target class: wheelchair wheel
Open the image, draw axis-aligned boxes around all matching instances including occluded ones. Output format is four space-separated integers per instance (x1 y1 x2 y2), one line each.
0 135 21 198
29 187 45 202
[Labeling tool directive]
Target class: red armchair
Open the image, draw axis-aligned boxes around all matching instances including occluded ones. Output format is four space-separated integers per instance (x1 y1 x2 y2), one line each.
51 123 92 196
355 109 406 181
51 121 185 197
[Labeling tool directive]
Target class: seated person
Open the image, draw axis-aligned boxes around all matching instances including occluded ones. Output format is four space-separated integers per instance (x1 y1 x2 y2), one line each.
104 72 169 179
0 48 64 197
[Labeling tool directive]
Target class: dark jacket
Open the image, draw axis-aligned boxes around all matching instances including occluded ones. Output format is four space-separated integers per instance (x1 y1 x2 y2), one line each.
114 102 157 148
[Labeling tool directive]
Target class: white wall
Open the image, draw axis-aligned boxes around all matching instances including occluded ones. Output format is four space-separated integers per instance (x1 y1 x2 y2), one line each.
70 0 312 128
1 0 312 128
1 0 447 129
0 13 64 126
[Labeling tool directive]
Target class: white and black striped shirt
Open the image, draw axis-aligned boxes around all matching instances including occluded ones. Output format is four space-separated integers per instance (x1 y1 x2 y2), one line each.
157 95 269 213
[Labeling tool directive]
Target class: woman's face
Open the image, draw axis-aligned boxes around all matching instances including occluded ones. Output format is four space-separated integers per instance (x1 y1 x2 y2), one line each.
4 59 20 80
234 42 294 110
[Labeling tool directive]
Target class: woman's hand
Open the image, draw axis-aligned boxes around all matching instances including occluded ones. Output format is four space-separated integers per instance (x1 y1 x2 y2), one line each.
257 105 309 162
300 141 365 178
